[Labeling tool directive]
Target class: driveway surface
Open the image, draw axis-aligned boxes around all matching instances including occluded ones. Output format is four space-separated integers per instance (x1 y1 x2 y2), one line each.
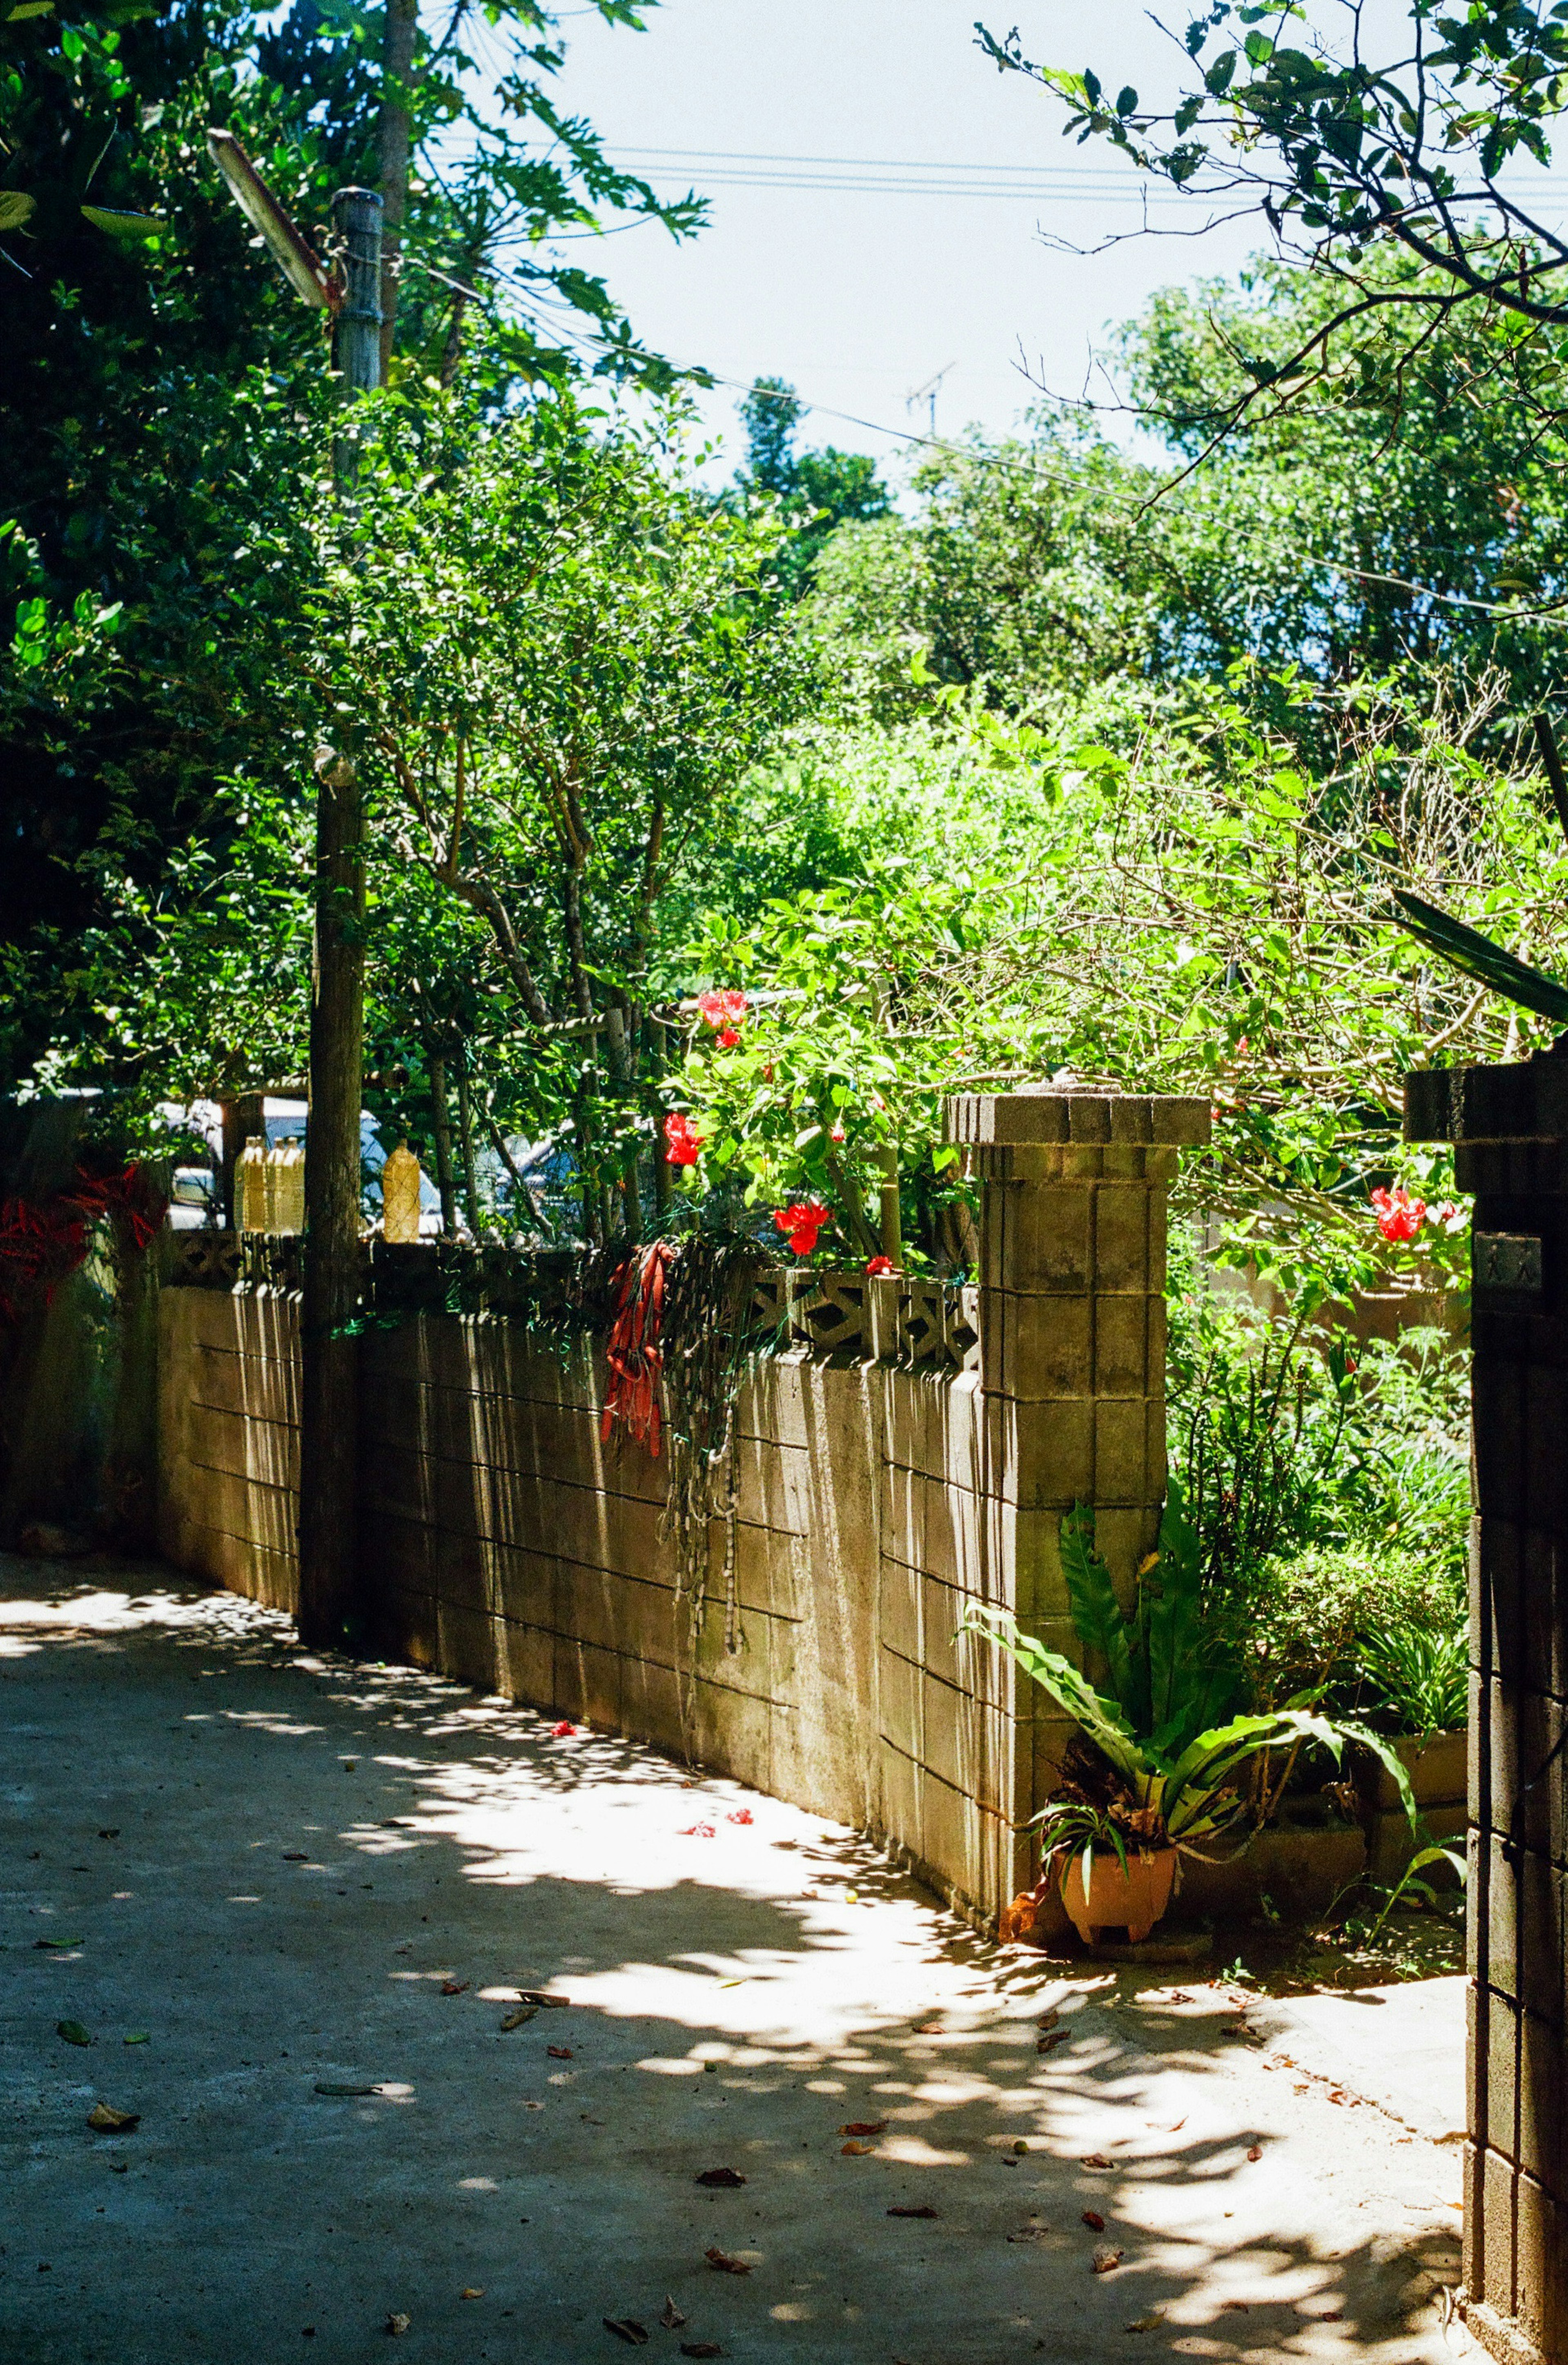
0 1552 1473 2364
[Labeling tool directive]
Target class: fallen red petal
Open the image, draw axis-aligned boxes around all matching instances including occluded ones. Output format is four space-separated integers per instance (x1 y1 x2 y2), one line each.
441 1980 469 1997
1082 2210 1106 2231
704 2247 753 2276
548 2044 573 2060
726 1809 753 1825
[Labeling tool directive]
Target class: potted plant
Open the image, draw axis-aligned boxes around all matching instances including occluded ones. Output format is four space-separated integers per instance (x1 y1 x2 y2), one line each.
964 1487 1418 1947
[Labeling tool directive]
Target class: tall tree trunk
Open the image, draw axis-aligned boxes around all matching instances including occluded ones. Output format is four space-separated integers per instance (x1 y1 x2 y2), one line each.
298 760 365 1649
377 0 418 379
428 1054 458 1236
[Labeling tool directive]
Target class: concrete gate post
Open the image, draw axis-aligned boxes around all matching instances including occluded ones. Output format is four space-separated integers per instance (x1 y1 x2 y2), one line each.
944 1086 1211 1904
1407 1059 1568 2365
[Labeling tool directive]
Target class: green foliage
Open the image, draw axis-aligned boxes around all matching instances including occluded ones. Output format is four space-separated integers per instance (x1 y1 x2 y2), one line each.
1358 1620 1470 1739
729 376 891 602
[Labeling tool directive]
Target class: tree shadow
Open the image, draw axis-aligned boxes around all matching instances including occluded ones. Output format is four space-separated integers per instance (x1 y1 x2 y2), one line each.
1 1550 1469 2364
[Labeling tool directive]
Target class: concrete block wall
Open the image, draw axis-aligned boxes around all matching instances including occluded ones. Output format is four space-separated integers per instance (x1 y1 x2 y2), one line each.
157 1088 1208 1930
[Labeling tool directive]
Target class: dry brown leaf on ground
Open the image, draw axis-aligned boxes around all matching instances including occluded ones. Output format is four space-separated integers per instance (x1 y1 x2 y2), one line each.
659 2298 686 2329
385 2313 410 2336
839 2121 886 2137
603 2318 649 2345
840 2141 875 2156
1038 2007 1060 2030
1081 2153 1111 2168
887 2206 938 2219
1246 2144 1263 2162
548 2044 573 2060
1091 2246 1124 2274
704 2247 753 2276
499 2007 538 2032
519 1991 570 2008
441 1980 469 1997
1125 2313 1165 2334
1082 2210 1106 2230
695 2167 746 2187
56 2020 91 2046
86 2103 139 2132
1221 2298 1250 2312
1037 2030 1070 2053
460 2287 484 2300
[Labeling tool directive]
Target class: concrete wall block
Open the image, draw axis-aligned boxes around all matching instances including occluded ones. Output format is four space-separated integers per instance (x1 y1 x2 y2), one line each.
919 1670 1009 1808
491 1543 559 1632
690 1679 773 1796
619 1654 686 1758
737 1353 812 1451
229 1291 301 1365
716 1516 809 1624
1462 2138 1483 2298
999 1183 1095 1294
1094 1294 1151 1399
1520 2008 1562 2187
879 1640 923 1764
184 1399 299 1494
880 1739 922 1864
1489 1835 1519 2001
181 1463 298 1561
920 1476 984 1594
363 1502 435 1592
189 1339 300 1428
1093 1182 1151 1294
1481 2142 1518 2319
732 1432 813 1537
882 1365 938 1474
368 1574 438 1668
1519 1525 1566 1704
1487 1995 1520 2160
880 1461 927 1571
920 1767 987 1910
490 1617 557 1714
1000 1290 1094 1400
933 1373 983 1492
1515 2171 1555 2350
553 1635 624 1730
432 1598 503 1694
694 1598 779 1703
881 1554 922 1666
1094 1396 1156 1505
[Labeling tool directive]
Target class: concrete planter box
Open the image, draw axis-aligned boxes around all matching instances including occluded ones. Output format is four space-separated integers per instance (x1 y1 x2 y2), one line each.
1362 1726 1467 1813
1356 1728 1467 1886
1176 1818 1367 1927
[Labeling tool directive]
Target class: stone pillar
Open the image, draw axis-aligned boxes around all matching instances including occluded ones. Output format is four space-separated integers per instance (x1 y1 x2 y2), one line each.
944 1086 1210 1903
1407 1060 1568 2365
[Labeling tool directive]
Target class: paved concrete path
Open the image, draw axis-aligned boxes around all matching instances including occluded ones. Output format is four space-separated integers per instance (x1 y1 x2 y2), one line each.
1 1554 1474 2365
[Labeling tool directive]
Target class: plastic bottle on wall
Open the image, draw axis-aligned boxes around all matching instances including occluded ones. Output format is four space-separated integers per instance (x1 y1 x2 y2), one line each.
267 1140 306 1235
381 1142 423 1243
236 1136 267 1234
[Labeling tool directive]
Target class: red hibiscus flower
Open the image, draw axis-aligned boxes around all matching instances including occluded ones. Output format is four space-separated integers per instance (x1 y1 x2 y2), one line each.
773 1200 829 1258
1370 1183 1426 1243
697 989 750 1038
865 1255 894 1277
664 1111 704 1169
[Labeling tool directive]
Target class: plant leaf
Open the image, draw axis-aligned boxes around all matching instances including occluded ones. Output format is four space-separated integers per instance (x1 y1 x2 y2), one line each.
81 205 165 238
1143 1475 1207 1745
0 190 36 232
1393 889 1568 1025
1340 1719 1420 1830
959 1601 1147 1787
1060 1503 1137 1718
1163 1709 1343 1837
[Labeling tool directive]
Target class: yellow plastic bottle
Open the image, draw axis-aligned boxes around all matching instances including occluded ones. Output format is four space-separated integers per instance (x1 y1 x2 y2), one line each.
381 1142 423 1243
236 1135 267 1234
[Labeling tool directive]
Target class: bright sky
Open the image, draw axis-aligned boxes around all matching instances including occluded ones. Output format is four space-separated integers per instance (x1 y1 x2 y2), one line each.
547 0 1270 477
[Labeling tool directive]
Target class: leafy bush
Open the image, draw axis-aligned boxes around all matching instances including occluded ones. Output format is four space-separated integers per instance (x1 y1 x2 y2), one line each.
1166 1248 1470 1735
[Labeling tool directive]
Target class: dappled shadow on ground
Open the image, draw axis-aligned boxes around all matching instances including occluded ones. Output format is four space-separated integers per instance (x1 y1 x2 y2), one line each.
0 1552 1468 2365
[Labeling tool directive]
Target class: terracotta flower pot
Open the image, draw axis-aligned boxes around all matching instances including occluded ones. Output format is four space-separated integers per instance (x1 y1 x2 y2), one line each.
1056 1844 1178 1947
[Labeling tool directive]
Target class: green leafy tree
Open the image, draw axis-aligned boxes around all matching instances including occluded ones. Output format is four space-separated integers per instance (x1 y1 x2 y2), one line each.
731 376 891 599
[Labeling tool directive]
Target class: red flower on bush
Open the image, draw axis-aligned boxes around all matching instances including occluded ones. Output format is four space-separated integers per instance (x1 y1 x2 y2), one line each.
865 1254 894 1277
1370 1183 1427 1243
663 1112 704 1169
774 1200 829 1258
697 989 750 1046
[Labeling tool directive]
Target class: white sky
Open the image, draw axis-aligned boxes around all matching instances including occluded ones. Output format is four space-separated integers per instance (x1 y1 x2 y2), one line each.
545 0 1272 477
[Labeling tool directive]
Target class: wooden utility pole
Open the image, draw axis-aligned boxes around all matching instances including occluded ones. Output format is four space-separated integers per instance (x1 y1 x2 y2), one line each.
296 185 382 1648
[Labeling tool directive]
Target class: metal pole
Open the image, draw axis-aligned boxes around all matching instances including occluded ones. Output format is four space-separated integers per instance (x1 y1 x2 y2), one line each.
296 186 382 1650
